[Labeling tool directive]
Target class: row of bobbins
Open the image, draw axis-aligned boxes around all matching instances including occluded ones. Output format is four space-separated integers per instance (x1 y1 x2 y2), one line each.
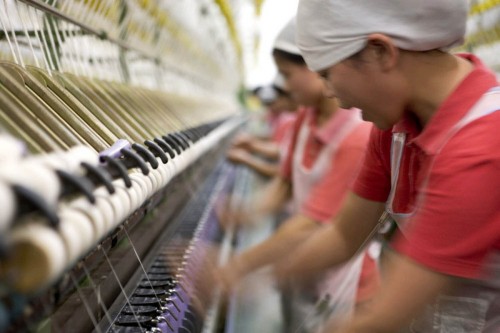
0 118 239 294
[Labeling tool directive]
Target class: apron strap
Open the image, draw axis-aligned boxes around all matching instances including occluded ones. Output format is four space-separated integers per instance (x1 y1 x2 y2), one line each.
387 87 500 231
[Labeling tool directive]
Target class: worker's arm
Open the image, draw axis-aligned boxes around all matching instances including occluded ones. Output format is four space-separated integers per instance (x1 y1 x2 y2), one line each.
218 176 291 229
326 251 454 333
275 192 385 283
253 176 291 216
248 138 281 160
227 148 279 177
218 213 320 290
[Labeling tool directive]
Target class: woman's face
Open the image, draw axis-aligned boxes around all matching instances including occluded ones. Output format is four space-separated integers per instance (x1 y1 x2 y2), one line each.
320 43 410 130
274 57 325 107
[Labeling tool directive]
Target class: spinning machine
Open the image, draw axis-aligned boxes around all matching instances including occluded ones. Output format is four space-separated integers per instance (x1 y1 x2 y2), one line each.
0 0 248 332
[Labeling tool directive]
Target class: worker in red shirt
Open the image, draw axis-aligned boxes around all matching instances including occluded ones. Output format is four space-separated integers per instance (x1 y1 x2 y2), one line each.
218 18 379 332
277 0 500 332
228 76 297 177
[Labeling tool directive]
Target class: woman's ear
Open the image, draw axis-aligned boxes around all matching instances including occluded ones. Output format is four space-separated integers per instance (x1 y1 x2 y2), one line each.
366 33 399 72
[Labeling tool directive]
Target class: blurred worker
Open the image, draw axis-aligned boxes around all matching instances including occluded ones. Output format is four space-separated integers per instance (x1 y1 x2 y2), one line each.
277 0 500 332
218 18 379 333
228 76 297 177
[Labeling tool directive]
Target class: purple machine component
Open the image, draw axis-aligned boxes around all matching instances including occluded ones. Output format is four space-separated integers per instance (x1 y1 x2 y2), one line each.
99 139 132 162
156 321 169 333
162 313 177 333
163 293 189 332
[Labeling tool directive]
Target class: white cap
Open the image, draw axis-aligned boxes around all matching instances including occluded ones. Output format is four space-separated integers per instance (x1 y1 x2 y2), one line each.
297 0 468 71
256 86 277 104
273 18 300 55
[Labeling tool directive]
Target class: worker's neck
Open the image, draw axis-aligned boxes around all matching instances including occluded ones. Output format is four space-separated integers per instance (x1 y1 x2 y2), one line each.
405 51 474 128
316 96 338 126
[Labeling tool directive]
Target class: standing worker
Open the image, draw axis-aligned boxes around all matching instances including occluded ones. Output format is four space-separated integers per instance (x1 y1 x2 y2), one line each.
277 1 500 332
228 75 297 177
218 18 379 333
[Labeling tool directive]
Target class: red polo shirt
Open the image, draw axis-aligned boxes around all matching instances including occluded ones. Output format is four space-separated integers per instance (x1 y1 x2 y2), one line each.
353 54 500 279
281 107 371 222
271 112 296 145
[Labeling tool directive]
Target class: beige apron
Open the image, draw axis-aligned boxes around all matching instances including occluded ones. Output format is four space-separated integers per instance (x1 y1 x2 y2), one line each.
290 109 366 332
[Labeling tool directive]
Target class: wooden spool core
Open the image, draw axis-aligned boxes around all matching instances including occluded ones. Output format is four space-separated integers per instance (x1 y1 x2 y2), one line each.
4 223 66 293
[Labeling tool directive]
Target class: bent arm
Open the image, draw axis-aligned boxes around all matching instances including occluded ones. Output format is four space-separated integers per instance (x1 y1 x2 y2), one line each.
225 214 321 279
329 251 454 333
239 214 321 274
224 177 291 229
275 192 385 282
248 139 281 160
252 176 292 217
235 153 280 177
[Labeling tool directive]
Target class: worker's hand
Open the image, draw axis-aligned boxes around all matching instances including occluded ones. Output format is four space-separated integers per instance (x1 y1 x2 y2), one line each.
214 194 251 230
156 239 220 318
215 257 247 295
231 133 254 149
227 148 252 164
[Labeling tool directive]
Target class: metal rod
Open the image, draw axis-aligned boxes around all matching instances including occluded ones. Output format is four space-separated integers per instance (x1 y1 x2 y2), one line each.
17 0 159 61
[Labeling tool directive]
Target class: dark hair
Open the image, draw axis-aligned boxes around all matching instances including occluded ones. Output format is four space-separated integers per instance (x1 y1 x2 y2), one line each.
272 85 289 97
251 86 263 96
272 49 306 66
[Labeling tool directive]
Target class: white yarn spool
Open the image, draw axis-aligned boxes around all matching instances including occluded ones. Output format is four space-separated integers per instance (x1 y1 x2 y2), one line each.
31 145 96 174
175 150 188 173
165 158 178 184
104 185 132 228
58 208 94 264
0 135 26 162
129 175 148 206
85 193 116 239
0 161 60 207
63 145 99 173
70 195 111 239
6 222 67 293
114 183 140 213
149 167 161 193
0 182 15 231
130 173 153 199
149 167 162 194
154 162 168 189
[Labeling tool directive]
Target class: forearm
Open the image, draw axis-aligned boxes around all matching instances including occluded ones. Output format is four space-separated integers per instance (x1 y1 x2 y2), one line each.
275 223 355 282
238 155 279 178
249 139 281 160
253 177 291 216
234 215 319 275
328 252 454 333
222 178 290 228
276 192 385 282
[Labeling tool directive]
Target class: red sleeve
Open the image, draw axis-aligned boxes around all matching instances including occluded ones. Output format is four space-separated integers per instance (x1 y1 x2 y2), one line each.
352 126 392 203
393 117 500 279
280 108 307 180
300 122 371 222
273 114 296 144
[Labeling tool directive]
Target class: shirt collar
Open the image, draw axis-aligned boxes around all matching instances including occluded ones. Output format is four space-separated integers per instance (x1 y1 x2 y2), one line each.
309 107 360 144
393 53 498 154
